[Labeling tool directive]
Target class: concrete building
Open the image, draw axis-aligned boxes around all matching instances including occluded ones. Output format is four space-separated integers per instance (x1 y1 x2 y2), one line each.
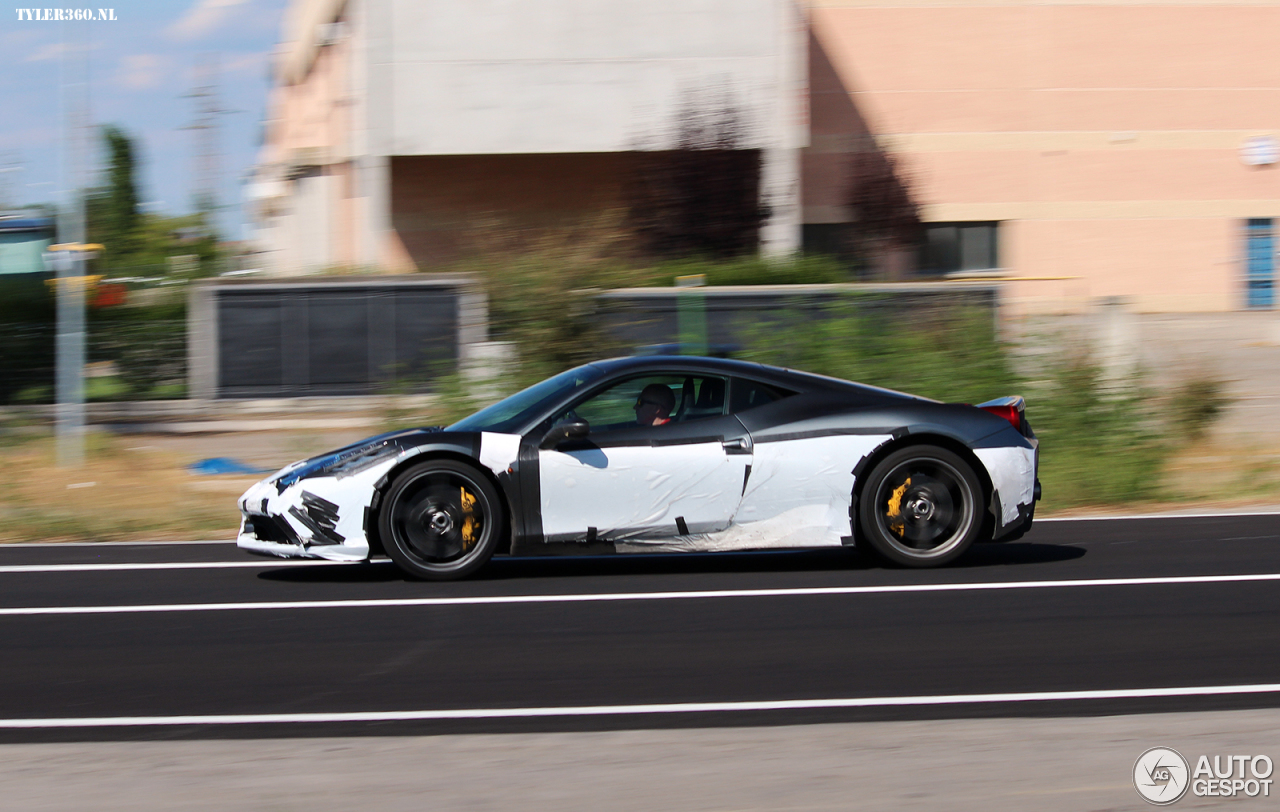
254 0 1278 313
251 0 807 274
805 0 1280 313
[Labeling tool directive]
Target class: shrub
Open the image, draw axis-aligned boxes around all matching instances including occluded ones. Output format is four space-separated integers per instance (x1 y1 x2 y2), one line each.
1166 375 1232 440
739 304 1196 509
1028 354 1170 508
737 298 1017 404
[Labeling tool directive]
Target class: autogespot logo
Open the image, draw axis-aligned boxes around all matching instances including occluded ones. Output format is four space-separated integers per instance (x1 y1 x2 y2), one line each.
1134 748 1275 804
1134 747 1190 805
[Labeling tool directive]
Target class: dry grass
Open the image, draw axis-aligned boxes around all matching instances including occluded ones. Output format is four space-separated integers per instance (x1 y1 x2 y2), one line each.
1042 438 1280 517
0 431 243 542
1157 438 1280 506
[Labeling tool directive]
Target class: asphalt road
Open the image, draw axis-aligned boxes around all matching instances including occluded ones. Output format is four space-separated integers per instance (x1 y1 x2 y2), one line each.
2 512 1279 743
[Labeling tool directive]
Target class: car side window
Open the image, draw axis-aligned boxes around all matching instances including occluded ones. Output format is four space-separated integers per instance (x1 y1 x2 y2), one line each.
728 378 791 414
552 374 729 433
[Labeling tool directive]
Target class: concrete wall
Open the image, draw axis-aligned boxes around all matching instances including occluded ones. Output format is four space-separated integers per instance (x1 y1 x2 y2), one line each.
256 0 807 274
377 0 804 156
254 0 360 276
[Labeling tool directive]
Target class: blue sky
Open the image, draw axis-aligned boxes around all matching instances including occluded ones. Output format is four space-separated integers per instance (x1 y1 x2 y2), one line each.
1 0 289 236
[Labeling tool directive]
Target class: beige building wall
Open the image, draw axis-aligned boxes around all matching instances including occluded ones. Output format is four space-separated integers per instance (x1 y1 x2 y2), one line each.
256 5 362 275
808 0 1280 312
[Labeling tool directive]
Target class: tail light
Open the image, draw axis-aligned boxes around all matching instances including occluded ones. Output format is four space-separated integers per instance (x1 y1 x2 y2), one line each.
977 396 1026 433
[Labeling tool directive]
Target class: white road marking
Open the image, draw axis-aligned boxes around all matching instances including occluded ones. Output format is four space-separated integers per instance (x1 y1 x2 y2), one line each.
3 572 1280 616
0 560 372 574
3 683 1280 728
0 540 235 547
1039 510 1280 522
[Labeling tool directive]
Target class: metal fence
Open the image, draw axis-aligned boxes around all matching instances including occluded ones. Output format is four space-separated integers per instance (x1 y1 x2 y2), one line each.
596 283 1001 351
0 319 187 405
189 276 485 399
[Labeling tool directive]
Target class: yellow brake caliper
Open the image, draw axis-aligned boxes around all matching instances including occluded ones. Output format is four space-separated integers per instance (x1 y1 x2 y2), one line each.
459 487 478 549
886 478 911 537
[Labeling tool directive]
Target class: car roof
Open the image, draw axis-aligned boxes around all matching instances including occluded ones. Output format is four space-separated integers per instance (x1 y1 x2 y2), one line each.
591 355 923 401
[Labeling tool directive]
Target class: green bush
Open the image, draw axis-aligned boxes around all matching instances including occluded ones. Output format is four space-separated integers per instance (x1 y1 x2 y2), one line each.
88 305 187 400
737 303 1205 509
448 231 649 391
737 298 1017 404
1029 356 1170 508
1166 375 1231 440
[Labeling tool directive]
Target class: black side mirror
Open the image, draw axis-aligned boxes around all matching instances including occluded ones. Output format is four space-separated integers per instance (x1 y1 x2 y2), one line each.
540 420 590 449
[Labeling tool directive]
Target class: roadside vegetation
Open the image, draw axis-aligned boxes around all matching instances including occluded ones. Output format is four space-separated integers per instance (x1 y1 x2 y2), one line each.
422 254 1247 513
0 430 237 543
736 303 1237 511
0 253 1261 542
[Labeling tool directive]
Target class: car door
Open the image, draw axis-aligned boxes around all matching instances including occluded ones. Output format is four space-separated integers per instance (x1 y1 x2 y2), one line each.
729 376 896 547
535 373 751 543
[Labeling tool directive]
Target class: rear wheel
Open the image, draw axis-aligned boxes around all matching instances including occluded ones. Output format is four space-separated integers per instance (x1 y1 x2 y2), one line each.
379 459 504 580
857 445 982 567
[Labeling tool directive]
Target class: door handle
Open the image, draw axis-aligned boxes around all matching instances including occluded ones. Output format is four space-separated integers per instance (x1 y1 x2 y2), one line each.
722 437 749 451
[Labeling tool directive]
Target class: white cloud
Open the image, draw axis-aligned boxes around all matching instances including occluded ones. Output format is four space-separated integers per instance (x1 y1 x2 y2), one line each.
2 29 40 48
24 41 97 62
26 42 69 62
0 127 58 149
118 54 168 90
223 51 268 76
167 0 251 42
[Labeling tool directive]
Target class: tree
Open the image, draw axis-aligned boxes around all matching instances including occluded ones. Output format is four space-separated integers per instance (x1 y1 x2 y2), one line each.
625 95 768 259
844 143 924 280
86 127 221 276
89 126 143 263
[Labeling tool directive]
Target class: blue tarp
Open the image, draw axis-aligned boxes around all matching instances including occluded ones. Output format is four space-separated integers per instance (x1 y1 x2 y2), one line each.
187 457 268 475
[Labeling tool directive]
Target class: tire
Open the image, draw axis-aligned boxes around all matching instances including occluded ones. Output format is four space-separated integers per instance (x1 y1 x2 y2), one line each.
857 445 983 568
379 459 505 580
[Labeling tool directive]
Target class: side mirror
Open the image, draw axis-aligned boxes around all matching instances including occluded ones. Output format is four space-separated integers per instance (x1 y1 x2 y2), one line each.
540 420 589 449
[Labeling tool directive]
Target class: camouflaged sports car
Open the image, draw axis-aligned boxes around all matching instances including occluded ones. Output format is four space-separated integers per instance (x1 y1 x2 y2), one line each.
238 356 1040 579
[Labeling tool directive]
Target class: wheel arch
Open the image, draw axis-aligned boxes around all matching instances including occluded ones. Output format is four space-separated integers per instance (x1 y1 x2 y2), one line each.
368 448 515 558
850 432 995 544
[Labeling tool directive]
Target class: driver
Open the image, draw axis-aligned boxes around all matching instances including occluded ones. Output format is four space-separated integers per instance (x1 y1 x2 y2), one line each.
634 383 675 426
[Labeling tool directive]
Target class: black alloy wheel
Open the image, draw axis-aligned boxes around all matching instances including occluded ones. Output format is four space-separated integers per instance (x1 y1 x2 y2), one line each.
379 459 504 580
858 445 982 567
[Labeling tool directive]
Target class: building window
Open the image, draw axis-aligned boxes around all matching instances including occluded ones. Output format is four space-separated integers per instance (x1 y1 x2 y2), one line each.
1246 218 1275 309
922 222 999 275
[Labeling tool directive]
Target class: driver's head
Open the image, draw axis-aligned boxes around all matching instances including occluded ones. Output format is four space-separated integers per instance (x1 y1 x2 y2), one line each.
634 383 675 425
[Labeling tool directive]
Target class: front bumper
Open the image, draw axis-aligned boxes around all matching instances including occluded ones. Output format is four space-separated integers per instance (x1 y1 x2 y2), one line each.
236 456 401 562
237 536 367 561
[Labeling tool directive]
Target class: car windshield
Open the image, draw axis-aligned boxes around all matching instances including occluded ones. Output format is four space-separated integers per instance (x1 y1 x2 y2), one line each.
447 364 606 434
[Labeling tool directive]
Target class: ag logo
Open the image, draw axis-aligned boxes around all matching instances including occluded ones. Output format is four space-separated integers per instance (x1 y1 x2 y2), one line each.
1135 747 1191 805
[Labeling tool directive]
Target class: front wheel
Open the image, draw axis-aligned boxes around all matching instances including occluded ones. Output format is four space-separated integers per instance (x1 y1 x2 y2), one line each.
857 445 983 567
379 459 504 580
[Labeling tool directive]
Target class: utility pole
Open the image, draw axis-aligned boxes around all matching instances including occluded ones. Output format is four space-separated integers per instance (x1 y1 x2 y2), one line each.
53 17 92 466
0 152 22 210
183 54 231 240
